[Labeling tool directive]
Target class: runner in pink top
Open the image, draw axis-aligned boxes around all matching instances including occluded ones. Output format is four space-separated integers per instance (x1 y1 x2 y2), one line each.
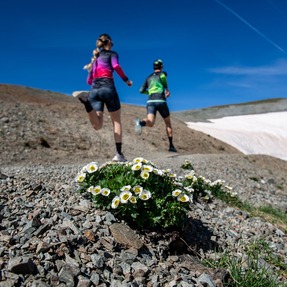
74 33 133 162
87 47 128 83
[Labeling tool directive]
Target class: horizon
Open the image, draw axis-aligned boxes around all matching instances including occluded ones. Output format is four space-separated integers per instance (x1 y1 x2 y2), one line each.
2 83 287 113
3 83 287 110
1 0 287 111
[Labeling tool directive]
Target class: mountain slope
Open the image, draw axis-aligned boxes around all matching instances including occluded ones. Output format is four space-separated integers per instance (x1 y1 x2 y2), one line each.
0 84 240 166
173 98 287 123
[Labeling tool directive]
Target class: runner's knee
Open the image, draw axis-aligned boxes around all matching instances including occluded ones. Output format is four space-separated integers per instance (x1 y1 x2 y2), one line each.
91 123 102 130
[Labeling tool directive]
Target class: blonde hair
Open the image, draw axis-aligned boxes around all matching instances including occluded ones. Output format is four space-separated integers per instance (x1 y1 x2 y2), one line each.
83 34 112 72
83 48 100 72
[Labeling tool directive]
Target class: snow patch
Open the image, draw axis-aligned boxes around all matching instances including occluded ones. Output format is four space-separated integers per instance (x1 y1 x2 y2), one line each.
186 111 287 161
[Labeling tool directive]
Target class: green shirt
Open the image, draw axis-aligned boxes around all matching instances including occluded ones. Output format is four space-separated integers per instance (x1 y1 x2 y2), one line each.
139 71 168 102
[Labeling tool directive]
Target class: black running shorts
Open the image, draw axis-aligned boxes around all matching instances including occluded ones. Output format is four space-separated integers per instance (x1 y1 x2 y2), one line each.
89 78 121 112
146 101 170 118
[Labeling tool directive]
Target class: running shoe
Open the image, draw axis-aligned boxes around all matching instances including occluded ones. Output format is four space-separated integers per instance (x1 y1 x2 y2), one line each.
112 153 127 162
72 91 89 102
134 118 142 135
168 146 177 152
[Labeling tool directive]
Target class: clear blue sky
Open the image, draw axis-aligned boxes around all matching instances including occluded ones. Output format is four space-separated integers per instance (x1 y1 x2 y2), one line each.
1 0 286 111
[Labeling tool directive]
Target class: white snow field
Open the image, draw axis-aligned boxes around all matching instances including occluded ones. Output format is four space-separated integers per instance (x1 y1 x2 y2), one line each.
186 111 287 161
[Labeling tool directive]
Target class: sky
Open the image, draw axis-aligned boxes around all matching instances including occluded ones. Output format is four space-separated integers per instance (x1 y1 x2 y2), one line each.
1 0 287 111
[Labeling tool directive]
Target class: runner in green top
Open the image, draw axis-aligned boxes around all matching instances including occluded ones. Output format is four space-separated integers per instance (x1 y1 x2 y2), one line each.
135 59 177 152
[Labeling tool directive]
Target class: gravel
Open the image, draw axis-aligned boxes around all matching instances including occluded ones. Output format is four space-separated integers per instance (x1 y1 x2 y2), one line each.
1 154 286 286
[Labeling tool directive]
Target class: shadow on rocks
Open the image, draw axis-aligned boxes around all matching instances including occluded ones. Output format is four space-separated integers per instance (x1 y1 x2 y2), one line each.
135 216 219 259
182 217 220 254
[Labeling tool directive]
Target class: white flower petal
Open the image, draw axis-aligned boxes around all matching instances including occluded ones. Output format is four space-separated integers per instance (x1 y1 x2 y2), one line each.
129 196 137 204
101 188 110 196
172 189 182 197
142 165 153 172
87 186 94 193
177 194 190 202
132 185 143 195
133 157 144 163
140 170 150 180
75 172 86 183
111 196 120 209
91 185 101 195
132 162 142 171
86 162 98 173
120 185 131 191
119 191 132 203
139 190 151 200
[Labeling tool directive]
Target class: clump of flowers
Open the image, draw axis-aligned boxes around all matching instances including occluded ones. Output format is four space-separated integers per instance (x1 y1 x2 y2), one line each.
181 159 194 170
74 157 227 230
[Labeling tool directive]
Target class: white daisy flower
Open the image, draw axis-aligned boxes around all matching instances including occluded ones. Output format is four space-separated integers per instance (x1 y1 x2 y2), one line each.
129 196 137 204
172 189 182 197
87 186 94 193
120 185 131 191
168 173 177 178
131 162 142 171
185 172 194 180
132 185 143 195
133 157 144 163
225 186 237 197
91 185 101 195
111 196 120 209
142 165 153 172
139 190 151 200
75 172 86 183
101 188 110 196
140 170 150 180
177 194 190 202
210 179 225 186
153 168 159 175
86 162 98 173
119 191 132 203
153 168 163 176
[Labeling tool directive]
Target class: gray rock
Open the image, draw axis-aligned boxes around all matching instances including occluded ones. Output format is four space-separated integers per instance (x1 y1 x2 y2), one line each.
0 155 286 286
58 265 75 287
7 256 37 275
109 223 143 249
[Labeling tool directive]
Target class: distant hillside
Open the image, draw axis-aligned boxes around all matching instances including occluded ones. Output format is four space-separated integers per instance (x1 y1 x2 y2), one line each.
173 98 287 122
0 84 240 166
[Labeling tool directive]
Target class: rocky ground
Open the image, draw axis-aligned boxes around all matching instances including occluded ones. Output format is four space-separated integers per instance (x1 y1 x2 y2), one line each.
0 84 287 286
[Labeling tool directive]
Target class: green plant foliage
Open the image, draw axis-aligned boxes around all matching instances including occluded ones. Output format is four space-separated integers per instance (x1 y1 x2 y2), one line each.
180 159 194 170
74 157 227 230
259 205 287 225
203 239 287 287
